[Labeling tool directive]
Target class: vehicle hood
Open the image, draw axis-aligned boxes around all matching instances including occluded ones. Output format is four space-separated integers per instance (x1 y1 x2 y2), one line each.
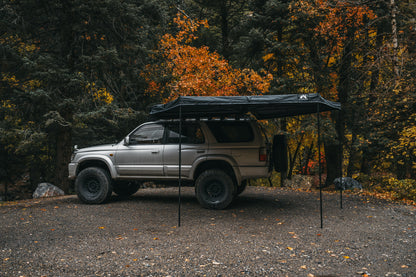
76 144 118 153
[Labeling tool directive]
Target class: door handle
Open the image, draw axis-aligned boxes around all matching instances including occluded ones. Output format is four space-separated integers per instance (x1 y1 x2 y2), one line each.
151 150 159 154
196 150 205 153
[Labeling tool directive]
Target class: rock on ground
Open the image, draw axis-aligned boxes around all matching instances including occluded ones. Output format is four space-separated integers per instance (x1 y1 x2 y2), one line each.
32 183 65 199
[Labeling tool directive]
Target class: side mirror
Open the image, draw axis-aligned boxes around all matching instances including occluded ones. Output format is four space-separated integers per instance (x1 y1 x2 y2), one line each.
123 136 130 146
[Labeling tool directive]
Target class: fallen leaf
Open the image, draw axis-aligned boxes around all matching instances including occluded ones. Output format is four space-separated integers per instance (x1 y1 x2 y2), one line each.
343 256 350 259
401 265 409 268
99 226 105 229
300 265 307 269
153 237 159 240
287 247 293 251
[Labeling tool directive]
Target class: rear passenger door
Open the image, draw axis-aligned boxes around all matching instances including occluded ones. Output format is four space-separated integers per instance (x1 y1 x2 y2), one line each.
163 122 207 177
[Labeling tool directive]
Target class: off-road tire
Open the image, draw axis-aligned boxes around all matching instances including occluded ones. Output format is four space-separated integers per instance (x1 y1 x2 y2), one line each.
113 181 141 197
195 169 235 209
75 167 113 204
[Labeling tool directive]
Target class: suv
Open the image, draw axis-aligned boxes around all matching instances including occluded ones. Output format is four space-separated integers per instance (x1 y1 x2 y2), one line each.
68 119 271 209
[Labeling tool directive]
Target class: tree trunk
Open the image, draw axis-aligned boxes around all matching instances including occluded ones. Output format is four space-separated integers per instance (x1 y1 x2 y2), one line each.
54 127 72 193
220 0 230 59
390 0 400 82
324 141 342 187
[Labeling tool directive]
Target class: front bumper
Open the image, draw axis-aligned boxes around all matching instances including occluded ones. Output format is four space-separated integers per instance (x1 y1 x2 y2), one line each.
68 162 78 179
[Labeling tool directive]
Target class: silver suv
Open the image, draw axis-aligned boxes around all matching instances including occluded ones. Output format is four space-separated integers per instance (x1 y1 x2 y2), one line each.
68 119 271 209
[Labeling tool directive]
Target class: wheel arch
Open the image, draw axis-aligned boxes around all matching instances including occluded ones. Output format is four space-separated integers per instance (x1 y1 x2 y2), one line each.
192 158 241 185
77 157 115 178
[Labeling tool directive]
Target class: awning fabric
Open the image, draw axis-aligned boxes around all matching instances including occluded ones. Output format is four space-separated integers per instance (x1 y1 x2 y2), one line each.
150 93 341 120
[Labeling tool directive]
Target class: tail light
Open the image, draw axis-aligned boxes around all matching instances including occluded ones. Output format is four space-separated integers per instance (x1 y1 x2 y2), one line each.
259 147 267 161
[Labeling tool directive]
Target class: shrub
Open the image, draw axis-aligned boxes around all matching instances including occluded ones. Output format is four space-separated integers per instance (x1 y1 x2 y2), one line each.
385 178 416 201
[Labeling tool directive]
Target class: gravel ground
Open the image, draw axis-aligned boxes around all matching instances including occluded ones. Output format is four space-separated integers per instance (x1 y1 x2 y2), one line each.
0 186 415 277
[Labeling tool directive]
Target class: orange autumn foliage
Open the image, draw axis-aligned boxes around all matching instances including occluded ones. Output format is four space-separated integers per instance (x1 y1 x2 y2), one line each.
291 0 376 49
144 14 272 102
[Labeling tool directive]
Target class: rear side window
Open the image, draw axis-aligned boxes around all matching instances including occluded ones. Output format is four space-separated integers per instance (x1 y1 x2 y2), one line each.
206 121 254 143
166 122 205 144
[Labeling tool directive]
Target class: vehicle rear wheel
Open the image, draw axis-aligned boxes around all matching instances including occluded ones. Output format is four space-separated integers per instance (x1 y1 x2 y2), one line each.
195 169 235 209
75 167 113 204
113 181 141 197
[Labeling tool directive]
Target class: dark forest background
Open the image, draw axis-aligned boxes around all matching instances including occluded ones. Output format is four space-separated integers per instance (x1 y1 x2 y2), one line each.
1 0 415 201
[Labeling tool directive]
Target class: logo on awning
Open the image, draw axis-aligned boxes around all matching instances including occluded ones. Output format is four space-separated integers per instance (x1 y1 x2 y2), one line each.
299 94 308 101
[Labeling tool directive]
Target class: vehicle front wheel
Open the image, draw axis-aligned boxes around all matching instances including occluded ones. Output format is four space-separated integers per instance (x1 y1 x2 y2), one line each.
75 167 113 204
113 181 141 197
195 169 235 209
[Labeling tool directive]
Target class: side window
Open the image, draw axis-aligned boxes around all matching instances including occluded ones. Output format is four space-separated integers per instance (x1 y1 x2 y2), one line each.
130 124 164 144
206 121 254 143
166 123 205 144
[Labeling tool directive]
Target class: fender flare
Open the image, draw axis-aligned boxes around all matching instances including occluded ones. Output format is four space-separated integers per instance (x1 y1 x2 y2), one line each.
189 155 242 185
76 155 117 179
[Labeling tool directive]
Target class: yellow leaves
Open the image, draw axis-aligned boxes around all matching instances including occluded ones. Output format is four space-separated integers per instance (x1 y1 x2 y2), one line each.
343 255 350 259
2 74 42 92
0 34 38 54
98 226 105 229
85 82 113 104
81 33 105 41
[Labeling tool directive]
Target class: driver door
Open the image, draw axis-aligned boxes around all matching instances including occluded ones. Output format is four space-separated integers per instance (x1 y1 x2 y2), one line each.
115 123 165 176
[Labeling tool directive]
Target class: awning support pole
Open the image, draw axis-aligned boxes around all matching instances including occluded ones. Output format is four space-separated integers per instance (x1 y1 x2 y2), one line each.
338 111 343 209
317 104 323 229
178 105 182 227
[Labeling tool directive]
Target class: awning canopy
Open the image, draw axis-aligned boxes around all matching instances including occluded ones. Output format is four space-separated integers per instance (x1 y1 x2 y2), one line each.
150 93 341 120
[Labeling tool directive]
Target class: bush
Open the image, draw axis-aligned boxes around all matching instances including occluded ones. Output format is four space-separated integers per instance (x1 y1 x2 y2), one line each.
385 178 416 201
356 174 416 202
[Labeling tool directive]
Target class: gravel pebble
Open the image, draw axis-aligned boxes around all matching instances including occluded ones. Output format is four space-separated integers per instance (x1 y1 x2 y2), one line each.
1 186 415 277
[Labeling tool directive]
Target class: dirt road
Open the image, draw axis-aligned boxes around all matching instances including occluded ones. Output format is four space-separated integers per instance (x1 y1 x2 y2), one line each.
1 186 415 276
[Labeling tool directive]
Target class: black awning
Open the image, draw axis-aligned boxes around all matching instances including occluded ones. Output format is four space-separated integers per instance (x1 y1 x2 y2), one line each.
150 93 341 120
